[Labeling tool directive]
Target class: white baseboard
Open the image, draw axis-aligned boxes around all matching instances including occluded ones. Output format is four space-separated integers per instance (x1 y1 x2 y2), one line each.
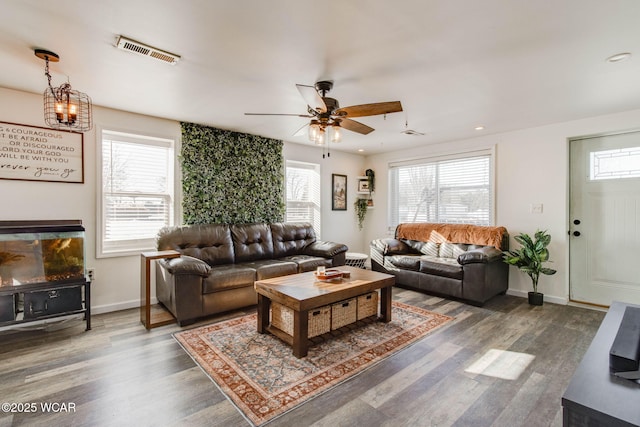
506 289 568 305
91 297 158 315
0 298 158 332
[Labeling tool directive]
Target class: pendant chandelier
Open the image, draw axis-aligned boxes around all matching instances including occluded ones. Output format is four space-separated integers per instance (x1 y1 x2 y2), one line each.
35 49 93 132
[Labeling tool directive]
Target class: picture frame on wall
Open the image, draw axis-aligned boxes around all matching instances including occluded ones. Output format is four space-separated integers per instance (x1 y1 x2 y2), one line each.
358 179 369 193
332 174 347 210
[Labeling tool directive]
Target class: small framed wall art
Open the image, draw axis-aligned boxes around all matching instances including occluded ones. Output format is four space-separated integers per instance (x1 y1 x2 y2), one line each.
332 174 347 210
358 179 370 193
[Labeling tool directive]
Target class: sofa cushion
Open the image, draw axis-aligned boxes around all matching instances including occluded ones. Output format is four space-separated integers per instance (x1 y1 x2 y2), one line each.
304 241 349 258
231 223 274 262
419 256 463 279
279 255 332 272
162 255 211 276
403 240 439 256
271 222 316 258
439 242 468 259
387 255 422 271
202 265 257 294
371 238 411 255
458 246 503 264
241 260 298 280
157 224 235 266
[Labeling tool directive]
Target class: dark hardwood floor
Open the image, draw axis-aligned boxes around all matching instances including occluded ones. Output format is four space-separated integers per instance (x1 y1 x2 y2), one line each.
0 288 605 427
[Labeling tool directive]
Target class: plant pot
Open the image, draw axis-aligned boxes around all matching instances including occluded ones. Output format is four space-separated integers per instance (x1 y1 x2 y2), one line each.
528 291 544 306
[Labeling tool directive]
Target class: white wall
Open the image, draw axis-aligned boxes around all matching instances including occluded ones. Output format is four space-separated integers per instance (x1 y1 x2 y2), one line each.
283 142 366 252
7 83 640 309
0 86 181 314
363 109 640 304
0 86 367 314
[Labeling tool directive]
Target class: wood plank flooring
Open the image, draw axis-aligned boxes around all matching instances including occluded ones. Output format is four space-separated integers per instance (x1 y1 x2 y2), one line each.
0 288 605 427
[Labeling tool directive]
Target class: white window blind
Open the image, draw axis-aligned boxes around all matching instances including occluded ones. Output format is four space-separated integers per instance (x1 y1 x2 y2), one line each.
99 130 175 256
389 153 492 227
285 160 321 237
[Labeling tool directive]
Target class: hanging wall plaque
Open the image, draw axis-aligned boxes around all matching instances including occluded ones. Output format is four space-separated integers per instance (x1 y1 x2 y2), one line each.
0 121 84 183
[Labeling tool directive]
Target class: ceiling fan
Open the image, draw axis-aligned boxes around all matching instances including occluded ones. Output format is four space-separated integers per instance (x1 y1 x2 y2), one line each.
245 81 403 144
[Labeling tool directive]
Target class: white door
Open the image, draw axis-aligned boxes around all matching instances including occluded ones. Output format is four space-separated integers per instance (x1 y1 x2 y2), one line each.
569 131 640 306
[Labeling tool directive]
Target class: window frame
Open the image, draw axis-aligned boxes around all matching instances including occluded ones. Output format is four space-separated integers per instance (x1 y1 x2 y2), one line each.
388 148 495 228
284 159 321 238
97 128 177 258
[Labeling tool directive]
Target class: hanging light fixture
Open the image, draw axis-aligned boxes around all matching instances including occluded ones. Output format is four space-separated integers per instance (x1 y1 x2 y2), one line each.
35 49 93 132
308 121 342 145
330 123 342 143
308 119 322 144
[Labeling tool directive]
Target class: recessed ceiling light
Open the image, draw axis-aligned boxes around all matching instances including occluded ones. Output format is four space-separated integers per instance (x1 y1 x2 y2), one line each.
357 148 364 152
607 52 631 63
475 125 485 131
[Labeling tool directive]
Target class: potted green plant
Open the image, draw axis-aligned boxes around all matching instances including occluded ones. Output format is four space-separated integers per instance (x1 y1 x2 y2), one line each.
503 230 557 306
365 169 375 196
354 198 369 230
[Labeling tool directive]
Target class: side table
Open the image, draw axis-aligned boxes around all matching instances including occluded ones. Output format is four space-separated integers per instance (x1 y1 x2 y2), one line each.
345 252 369 269
140 250 180 329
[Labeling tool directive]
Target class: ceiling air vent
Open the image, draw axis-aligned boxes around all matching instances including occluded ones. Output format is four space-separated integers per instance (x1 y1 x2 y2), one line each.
401 129 425 136
116 36 181 65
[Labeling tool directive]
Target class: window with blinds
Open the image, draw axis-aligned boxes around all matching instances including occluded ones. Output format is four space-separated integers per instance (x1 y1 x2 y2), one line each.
285 160 321 237
389 152 493 227
99 130 175 256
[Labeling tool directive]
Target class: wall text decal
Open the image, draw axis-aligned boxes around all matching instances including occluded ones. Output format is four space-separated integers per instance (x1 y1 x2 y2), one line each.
0 121 83 183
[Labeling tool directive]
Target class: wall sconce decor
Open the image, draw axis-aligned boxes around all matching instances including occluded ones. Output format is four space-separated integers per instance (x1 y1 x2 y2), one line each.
35 49 93 132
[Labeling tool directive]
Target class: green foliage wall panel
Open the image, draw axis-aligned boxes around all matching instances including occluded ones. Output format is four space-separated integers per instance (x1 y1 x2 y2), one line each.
180 122 285 224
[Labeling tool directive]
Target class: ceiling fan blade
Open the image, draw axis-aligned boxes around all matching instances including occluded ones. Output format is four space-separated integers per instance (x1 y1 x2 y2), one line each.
293 122 309 137
335 101 403 118
340 118 375 135
244 113 314 117
296 84 327 113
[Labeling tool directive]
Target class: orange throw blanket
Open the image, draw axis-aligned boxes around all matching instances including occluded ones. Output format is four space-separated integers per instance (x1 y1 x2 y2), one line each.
395 223 508 250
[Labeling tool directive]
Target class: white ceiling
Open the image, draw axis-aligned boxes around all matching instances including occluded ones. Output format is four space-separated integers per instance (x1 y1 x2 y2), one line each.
2 0 640 154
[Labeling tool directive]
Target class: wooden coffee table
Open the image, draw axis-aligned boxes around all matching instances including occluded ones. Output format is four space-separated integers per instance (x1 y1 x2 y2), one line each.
254 265 395 358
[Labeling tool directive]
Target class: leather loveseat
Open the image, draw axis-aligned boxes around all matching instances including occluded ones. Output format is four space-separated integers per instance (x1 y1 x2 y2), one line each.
370 223 509 306
155 222 348 325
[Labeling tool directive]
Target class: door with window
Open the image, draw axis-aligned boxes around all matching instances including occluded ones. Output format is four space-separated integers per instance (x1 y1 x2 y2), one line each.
569 132 640 306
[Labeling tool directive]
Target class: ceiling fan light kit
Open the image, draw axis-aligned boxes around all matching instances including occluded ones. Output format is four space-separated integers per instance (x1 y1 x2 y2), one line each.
245 80 403 153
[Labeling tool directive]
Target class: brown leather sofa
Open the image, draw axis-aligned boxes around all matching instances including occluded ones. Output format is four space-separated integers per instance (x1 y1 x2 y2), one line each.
155 222 348 325
370 223 509 306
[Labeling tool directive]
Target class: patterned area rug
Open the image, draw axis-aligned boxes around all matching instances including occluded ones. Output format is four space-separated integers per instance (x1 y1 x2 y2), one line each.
174 301 453 426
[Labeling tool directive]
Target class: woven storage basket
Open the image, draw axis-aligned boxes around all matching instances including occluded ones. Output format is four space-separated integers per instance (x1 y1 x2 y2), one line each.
271 303 331 338
331 298 357 330
357 291 379 320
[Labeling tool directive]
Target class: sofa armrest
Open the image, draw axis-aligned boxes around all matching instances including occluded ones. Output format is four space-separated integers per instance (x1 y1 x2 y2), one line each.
457 247 503 265
159 255 211 277
370 238 411 255
304 241 348 258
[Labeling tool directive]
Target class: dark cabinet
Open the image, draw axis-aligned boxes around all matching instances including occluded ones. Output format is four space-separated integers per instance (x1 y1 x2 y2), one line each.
0 280 90 329
562 301 640 426
0 220 91 331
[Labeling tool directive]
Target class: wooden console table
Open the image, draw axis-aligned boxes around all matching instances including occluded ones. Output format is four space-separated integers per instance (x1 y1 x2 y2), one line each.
562 301 640 426
140 250 180 329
